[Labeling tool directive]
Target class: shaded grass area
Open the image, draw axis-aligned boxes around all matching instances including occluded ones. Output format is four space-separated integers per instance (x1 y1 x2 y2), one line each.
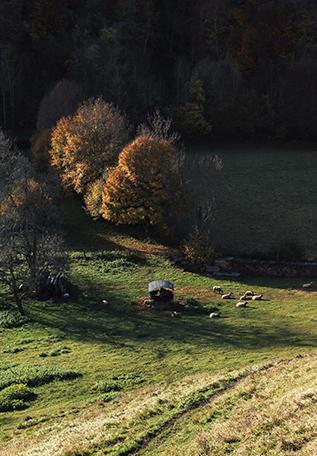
185 146 317 258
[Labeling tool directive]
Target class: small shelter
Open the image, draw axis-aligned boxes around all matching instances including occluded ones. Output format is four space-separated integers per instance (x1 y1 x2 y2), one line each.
148 280 174 302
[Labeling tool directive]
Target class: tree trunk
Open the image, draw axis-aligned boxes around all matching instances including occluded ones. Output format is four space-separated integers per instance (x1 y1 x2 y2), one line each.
9 267 25 315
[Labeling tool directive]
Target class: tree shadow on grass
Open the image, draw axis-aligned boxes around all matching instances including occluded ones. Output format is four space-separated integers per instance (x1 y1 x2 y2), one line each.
29 293 317 353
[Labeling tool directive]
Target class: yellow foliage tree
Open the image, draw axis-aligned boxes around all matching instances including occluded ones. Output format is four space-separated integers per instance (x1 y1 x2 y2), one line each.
101 136 182 233
50 98 129 194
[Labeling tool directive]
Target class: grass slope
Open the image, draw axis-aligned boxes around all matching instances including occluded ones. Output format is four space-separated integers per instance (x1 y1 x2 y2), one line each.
142 354 317 455
0 200 317 455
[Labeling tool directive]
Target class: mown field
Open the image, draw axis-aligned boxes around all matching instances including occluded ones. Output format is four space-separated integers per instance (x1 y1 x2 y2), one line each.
1 201 317 456
185 146 317 258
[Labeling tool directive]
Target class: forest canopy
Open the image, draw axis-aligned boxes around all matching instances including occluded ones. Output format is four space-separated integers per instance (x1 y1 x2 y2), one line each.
1 0 317 141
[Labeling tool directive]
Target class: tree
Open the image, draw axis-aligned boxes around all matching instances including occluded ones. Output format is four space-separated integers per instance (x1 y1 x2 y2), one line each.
84 176 107 218
0 130 67 314
36 79 83 131
180 70 212 138
31 128 52 170
101 135 183 234
0 44 19 128
50 98 129 194
137 109 181 144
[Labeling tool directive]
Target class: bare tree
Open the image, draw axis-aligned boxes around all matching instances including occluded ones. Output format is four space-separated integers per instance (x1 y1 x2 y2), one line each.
137 109 181 144
0 130 67 314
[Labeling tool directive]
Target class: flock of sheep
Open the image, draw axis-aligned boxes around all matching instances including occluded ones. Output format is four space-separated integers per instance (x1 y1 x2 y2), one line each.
209 286 264 319
169 281 314 319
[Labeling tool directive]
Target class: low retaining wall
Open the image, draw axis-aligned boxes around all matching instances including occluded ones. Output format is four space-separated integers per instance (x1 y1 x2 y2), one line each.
215 257 317 278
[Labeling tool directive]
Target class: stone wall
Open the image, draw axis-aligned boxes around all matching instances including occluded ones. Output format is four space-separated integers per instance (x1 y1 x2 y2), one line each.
215 257 317 278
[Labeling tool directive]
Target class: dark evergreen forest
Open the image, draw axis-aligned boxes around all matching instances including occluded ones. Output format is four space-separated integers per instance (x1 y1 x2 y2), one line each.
1 0 317 141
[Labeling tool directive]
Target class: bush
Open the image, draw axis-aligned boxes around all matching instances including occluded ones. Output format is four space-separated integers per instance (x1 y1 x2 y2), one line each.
101 136 183 234
94 372 144 395
94 382 123 394
0 365 81 391
0 310 30 329
0 384 36 412
183 226 217 265
50 98 129 194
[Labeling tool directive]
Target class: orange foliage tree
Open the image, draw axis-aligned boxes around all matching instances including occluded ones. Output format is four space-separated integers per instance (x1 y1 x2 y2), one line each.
101 136 183 233
50 98 129 194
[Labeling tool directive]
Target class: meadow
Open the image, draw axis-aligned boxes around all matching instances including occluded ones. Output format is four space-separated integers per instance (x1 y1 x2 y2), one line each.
185 145 317 258
0 200 317 455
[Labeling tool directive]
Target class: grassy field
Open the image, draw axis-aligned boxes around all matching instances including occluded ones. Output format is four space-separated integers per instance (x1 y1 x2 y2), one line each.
1 201 317 455
185 145 317 258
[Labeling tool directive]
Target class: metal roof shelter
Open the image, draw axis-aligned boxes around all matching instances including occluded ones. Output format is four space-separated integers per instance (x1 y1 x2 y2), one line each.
148 280 174 293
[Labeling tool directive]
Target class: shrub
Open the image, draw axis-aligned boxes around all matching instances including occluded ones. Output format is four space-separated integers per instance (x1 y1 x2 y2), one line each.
0 365 81 391
50 98 129 194
94 382 123 393
183 226 217 265
0 384 36 412
101 136 183 234
0 310 30 329
94 372 144 396
3 347 24 354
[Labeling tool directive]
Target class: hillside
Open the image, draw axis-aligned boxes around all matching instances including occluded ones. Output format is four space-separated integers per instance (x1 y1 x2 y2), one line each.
1 210 317 455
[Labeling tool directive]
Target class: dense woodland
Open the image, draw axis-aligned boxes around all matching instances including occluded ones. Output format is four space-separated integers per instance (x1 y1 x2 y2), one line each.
1 0 317 141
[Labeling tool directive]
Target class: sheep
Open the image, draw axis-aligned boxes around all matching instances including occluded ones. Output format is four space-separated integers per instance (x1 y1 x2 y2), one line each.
252 294 263 301
302 282 313 289
209 312 221 318
171 311 181 318
240 294 252 301
213 286 223 294
222 292 233 299
244 290 254 296
63 293 70 299
236 301 248 308
102 299 109 305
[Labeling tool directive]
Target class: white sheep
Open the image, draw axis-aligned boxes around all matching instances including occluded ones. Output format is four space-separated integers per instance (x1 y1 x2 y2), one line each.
244 290 254 296
302 282 313 289
252 294 263 301
102 299 109 305
236 301 248 308
209 312 220 318
213 286 223 294
171 311 181 318
240 294 252 301
222 292 233 299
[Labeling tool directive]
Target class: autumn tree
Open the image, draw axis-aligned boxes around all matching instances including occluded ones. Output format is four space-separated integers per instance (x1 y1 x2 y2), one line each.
50 98 129 194
101 136 183 234
230 2 298 71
